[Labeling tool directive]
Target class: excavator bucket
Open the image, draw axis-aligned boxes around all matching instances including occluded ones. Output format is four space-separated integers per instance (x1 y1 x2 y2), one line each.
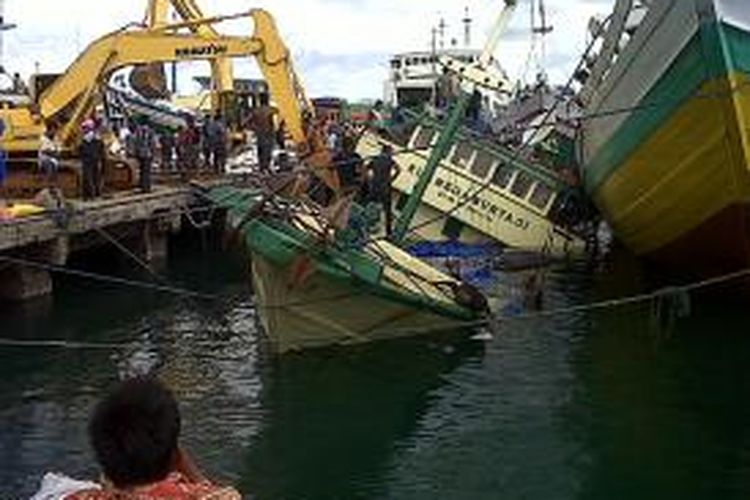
129 63 170 99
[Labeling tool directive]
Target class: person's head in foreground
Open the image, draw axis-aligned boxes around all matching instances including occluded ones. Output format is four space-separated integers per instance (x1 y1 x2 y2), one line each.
89 377 181 489
61 376 241 498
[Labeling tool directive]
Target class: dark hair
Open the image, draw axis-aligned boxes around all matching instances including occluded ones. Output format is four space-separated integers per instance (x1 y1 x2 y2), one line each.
89 377 181 488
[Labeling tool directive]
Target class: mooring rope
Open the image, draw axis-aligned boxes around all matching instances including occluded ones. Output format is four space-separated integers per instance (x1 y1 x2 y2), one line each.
0 251 749 350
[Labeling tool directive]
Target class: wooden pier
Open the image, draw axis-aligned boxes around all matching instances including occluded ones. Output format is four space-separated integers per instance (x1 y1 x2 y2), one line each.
0 186 197 301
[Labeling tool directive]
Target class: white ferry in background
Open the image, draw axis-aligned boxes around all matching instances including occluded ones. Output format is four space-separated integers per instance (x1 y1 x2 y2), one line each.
384 48 510 115
383 8 512 116
384 48 513 123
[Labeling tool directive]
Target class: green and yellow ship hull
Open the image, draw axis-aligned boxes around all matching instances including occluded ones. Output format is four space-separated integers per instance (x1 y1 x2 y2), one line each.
208 186 485 353
581 0 750 276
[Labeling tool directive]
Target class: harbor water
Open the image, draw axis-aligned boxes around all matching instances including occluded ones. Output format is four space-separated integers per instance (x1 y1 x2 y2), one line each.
2 238 750 499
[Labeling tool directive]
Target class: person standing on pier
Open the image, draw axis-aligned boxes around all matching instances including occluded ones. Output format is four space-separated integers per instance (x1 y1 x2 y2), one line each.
79 120 105 200
248 93 278 173
177 115 200 177
159 128 176 173
133 118 157 193
201 114 212 171
206 112 228 175
39 124 61 189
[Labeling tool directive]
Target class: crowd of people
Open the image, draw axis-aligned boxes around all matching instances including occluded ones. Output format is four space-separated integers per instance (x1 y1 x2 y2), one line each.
24 97 400 235
116 112 230 194
290 103 401 237
30 111 232 201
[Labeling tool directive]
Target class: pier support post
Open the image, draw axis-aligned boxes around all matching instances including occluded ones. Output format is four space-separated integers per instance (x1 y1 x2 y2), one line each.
140 220 170 263
0 237 69 301
0 264 53 301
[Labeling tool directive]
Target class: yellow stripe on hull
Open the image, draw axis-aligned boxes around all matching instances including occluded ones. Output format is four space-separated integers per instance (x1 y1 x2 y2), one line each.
594 73 750 255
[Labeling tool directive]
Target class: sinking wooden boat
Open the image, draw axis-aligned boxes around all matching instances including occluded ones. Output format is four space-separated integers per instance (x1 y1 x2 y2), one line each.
577 0 750 276
206 185 488 353
357 114 587 254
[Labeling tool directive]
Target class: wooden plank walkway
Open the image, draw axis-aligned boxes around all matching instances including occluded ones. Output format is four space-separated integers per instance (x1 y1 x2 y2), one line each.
0 186 191 253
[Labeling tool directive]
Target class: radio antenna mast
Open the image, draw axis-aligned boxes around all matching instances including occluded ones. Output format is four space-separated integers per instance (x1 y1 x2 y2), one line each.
0 0 18 73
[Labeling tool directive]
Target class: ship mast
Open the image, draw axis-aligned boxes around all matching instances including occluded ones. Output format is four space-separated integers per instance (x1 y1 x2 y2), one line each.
463 6 472 48
0 0 17 73
531 0 553 80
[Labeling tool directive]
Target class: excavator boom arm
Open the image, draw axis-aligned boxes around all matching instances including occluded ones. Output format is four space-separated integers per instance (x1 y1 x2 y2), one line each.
39 10 307 146
148 0 233 90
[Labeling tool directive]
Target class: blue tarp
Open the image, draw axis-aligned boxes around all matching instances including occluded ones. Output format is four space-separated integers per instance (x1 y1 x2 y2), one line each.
408 241 501 259
0 151 6 186
408 241 500 288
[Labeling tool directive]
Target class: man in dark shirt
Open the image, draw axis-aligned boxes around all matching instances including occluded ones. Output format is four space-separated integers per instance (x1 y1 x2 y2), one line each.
159 129 176 172
335 133 363 194
249 93 278 173
366 144 401 238
79 120 105 200
133 118 156 193
206 113 228 174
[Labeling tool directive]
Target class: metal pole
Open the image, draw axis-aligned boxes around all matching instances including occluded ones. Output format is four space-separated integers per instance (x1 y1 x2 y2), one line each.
0 0 19 73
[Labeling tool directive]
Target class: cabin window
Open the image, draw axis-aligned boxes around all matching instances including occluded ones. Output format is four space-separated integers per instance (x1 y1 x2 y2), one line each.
412 127 436 151
470 150 496 179
450 142 475 170
529 183 554 210
391 60 402 69
442 217 464 240
491 163 515 189
510 172 535 199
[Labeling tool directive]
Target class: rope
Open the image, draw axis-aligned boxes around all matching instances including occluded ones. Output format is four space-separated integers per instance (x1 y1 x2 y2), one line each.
2 259 749 350
0 254 366 310
94 226 167 284
370 266 750 337
0 254 220 301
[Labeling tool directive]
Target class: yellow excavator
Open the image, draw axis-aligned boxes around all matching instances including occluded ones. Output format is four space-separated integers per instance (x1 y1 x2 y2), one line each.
138 0 312 142
1 9 308 152
0 5 335 196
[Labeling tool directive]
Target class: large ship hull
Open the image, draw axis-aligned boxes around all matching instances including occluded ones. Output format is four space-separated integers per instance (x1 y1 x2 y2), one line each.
581 0 750 275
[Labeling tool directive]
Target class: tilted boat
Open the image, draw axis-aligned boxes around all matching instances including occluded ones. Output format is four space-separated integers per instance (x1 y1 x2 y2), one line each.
205 185 488 353
357 115 587 253
357 0 588 255
578 0 750 275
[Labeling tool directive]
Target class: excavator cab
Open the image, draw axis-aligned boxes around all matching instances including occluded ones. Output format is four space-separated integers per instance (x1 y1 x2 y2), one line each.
216 90 250 146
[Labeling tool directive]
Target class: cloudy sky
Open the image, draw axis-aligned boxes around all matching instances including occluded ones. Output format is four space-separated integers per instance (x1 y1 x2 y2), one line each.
2 0 614 100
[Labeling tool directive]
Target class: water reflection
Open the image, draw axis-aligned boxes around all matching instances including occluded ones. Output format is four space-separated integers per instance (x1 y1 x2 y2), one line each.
3 242 750 499
240 336 484 499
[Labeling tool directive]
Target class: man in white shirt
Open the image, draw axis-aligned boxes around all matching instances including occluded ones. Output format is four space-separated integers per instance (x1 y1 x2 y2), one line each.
38 127 60 187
